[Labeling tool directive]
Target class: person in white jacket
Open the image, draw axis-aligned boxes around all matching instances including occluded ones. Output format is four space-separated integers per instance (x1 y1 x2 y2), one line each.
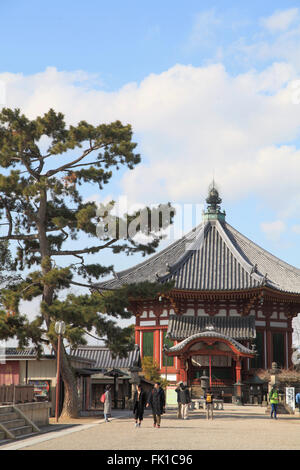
104 385 112 423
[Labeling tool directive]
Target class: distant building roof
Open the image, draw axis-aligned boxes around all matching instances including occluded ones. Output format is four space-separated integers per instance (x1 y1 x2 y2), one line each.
70 345 141 370
1 347 95 366
166 314 256 341
2 348 50 359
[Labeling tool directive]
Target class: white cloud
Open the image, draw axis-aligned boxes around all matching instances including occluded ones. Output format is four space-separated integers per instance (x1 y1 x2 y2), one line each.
261 220 286 242
1 61 300 219
292 225 300 235
261 8 299 33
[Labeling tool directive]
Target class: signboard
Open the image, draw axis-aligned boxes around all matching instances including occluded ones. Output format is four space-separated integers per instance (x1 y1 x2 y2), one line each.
28 380 51 401
285 387 295 412
166 385 178 405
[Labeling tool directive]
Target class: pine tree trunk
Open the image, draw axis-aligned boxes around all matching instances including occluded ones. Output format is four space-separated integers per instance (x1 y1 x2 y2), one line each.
38 189 79 419
59 347 79 419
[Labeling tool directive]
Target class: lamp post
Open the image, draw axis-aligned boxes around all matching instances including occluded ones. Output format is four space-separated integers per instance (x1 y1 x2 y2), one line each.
55 320 66 423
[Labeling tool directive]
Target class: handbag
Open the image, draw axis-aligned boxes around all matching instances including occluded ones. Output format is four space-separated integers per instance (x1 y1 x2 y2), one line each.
100 392 106 403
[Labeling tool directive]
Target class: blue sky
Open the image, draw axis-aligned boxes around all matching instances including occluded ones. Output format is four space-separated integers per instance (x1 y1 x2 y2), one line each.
1 1 300 261
1 1 300 85
1 2 300 341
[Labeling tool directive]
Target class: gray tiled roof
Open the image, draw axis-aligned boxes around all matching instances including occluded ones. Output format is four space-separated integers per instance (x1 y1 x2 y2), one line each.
96 219 300 294
165 330 255 356
70 345 141 369
1 348 38 358
166 315 256 341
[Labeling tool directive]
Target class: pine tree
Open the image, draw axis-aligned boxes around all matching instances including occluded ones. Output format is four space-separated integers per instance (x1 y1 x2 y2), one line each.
0 108 174 417
141 357 169 389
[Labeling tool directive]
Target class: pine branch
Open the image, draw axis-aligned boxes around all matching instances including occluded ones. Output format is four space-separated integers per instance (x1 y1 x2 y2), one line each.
50 239 117 256
45 147 95 178
69 280 95 289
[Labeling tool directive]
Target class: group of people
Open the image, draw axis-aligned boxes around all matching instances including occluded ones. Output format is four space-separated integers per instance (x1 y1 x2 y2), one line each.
101 381 166 428
175 381 215 420
133 382 165 428
102 382 299 426
132 380 215 426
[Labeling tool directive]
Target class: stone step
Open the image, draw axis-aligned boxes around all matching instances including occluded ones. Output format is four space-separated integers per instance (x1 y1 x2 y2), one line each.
10 425 33 437
2 419 26 430
0 430 6 440
0 412 19 422
0 407 14 414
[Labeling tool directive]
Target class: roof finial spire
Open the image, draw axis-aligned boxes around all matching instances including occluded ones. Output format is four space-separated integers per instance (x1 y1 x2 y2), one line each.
203 181 226 222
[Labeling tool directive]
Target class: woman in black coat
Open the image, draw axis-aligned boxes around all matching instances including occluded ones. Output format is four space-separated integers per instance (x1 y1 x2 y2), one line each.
133 385 147 427
146 382 165 428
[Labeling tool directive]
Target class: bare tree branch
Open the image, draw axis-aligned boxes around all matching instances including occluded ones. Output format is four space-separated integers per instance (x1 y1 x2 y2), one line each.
50 239 117 256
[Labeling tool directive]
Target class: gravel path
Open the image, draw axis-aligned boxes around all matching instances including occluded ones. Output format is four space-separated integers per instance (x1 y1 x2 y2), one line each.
2 404 300 451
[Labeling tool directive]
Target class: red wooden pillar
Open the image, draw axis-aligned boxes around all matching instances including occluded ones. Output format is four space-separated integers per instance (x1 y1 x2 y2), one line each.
135 328 140 346
178 356 187 383
234 357 243 404
154 330 160 367
140 331 143 359
235 358 242 383
267 329 272 369
287 318 293 368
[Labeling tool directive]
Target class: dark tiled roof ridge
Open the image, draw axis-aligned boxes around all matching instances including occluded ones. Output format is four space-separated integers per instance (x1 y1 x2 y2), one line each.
226 222 300 275
166 314 256 341
95 216 300 294
95 223 204 288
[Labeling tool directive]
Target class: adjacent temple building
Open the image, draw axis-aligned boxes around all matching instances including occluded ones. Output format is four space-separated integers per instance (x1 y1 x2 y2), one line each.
99 186 300 402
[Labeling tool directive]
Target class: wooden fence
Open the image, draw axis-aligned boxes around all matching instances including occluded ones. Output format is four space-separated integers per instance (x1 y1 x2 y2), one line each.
0 384 35 404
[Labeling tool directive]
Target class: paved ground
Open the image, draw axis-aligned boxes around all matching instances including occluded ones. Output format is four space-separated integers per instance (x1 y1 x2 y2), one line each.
1 404 300 451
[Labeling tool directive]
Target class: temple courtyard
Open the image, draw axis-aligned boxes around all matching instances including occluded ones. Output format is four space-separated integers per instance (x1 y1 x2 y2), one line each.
1 404 299 451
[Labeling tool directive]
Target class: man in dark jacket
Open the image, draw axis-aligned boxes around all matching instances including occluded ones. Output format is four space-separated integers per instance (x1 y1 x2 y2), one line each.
178 382 191 420
133 384 147 428
175 382 183 418
147 382 165 428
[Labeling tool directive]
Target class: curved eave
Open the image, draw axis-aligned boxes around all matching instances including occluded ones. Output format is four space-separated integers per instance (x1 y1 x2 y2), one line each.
164 331 256 358
168 286 300 303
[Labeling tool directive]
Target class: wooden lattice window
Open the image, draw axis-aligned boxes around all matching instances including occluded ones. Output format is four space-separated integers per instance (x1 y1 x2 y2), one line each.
162 331 174 367
142 331 154 358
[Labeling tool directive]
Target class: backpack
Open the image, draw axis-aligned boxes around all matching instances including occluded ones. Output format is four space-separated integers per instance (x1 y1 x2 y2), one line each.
100 392 106 403
206 393 212 403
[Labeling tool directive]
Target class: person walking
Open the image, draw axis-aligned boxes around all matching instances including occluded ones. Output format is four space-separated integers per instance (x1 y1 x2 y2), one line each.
269 385 279 419
146 382 165 428
296 391 300 413
204 388 214 420
103 385 112 423
133 384 147 428
178 382 191 420
175 382 182 418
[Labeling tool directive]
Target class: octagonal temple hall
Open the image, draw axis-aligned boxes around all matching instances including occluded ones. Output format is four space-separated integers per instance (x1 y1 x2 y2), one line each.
97 187 300 401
